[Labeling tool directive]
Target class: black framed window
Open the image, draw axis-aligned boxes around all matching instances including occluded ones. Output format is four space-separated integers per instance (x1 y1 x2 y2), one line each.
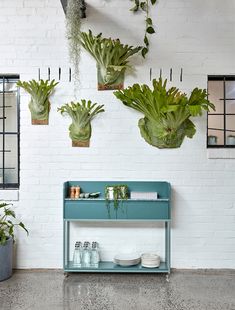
207 75 235 148
0 75 20 189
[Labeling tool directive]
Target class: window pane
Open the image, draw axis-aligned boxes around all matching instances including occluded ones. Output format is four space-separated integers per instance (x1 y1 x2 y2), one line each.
208 115 224 146
225 81 235 114
0 151 2 184
0 135 18 184
0 95 3 132
226 115 235 145
0 83 18 132
0 76 19 188
208 80 224 114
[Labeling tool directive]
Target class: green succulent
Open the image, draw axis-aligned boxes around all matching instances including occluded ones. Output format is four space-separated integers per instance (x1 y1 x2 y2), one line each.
17 79 58 121
114 78 215 148
78 30 142 87
58 100 105 143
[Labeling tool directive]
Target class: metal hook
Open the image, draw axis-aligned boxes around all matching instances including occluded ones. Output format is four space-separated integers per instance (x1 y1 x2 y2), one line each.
150 68 152 81
170 68 172 82
180 68 183 82
59 67 61 81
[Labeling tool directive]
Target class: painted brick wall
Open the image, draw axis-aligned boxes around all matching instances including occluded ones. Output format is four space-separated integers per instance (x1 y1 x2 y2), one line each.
1 0 235 268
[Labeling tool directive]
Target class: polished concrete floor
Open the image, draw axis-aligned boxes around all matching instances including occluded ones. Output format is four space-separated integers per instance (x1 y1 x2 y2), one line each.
0 270 235 310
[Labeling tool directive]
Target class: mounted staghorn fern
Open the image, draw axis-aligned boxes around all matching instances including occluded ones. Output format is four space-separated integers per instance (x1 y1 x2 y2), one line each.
17 79 58 125
58 100 105 147
78 30 142 90
114 78 215 149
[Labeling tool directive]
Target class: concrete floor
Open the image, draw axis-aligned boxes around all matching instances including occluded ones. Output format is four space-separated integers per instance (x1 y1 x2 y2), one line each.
0 270 235 310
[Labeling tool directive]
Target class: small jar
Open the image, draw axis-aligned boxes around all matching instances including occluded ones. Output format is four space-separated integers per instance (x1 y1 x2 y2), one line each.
70 187 76 199
208 135 217 145
75 186 81 199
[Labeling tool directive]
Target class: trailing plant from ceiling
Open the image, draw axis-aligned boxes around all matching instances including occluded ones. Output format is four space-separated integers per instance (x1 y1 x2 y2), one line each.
58 100 105 147
78 30 142 90
130 0 157 58
66 0 86 92
17 79 58 125
0 202 28 246
114 78 215 149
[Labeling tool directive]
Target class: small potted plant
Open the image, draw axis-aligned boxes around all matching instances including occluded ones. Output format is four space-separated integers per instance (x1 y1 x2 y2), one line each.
0 202 28 281
17 79 58 125
58 99 105 147
77 30 142 90
114 78 215 148
105 185 128 210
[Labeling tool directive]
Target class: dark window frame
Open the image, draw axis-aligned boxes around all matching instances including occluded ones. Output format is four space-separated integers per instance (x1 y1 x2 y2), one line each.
0 75 20 189
207 75 235 148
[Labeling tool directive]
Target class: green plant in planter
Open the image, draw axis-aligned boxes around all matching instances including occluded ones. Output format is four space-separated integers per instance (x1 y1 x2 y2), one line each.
0 203 28 246
58 100 105 147
114 78 215 148
0 202 28 281
105 185 128 217
17 79 58 125
78 30 142 90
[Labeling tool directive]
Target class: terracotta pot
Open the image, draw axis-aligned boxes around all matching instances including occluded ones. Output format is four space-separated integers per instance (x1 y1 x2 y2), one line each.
32 119 48 125
72 140 90 147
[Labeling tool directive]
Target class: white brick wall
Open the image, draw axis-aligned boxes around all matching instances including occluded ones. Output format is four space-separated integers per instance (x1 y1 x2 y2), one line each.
1 0 235 269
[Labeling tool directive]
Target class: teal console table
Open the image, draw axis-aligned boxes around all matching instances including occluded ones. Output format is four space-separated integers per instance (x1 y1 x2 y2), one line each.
63 181 171 274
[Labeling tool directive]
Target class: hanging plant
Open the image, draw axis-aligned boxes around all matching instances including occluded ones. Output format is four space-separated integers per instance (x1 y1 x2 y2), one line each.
77 30 142 90
66 0 87 92
105 185 128 218
130 0 157 58
114 78 215 149
17 79 58 125
58 100 105 147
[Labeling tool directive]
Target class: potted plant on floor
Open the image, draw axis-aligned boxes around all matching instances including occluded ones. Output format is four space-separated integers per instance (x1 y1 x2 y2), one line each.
114 78 215 148
77 30 142 90
0 202 28 281
58 99 105 147
17 79 58 125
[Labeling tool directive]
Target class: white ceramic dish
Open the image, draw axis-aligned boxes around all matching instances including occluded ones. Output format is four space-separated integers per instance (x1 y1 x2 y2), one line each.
141 253 160 268
114 253 141 267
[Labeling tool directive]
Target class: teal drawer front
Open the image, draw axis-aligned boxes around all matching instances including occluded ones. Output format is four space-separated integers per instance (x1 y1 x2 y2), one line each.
123 201 169 220
65 201 110 220
64 200 170 220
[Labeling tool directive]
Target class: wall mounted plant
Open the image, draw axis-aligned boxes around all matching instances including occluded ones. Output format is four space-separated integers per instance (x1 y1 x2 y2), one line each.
58 100 105 147
130 0 157 57
17 79 58 125
78 30 142 90
114 78 215 149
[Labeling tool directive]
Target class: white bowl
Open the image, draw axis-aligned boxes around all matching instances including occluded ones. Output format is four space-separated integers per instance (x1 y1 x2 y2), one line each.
141 253 160 268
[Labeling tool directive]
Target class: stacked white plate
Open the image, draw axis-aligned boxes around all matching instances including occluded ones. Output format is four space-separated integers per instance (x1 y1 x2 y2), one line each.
141 253 161 268
114 253 141 267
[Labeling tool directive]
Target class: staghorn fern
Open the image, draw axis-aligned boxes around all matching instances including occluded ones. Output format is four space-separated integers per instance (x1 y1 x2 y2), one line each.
114 78 215 148
58 100 105 143
78 30 142 87
17 79 58 122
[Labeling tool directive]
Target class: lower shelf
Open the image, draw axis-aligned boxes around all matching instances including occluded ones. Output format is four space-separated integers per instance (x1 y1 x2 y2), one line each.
64 261 169 273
